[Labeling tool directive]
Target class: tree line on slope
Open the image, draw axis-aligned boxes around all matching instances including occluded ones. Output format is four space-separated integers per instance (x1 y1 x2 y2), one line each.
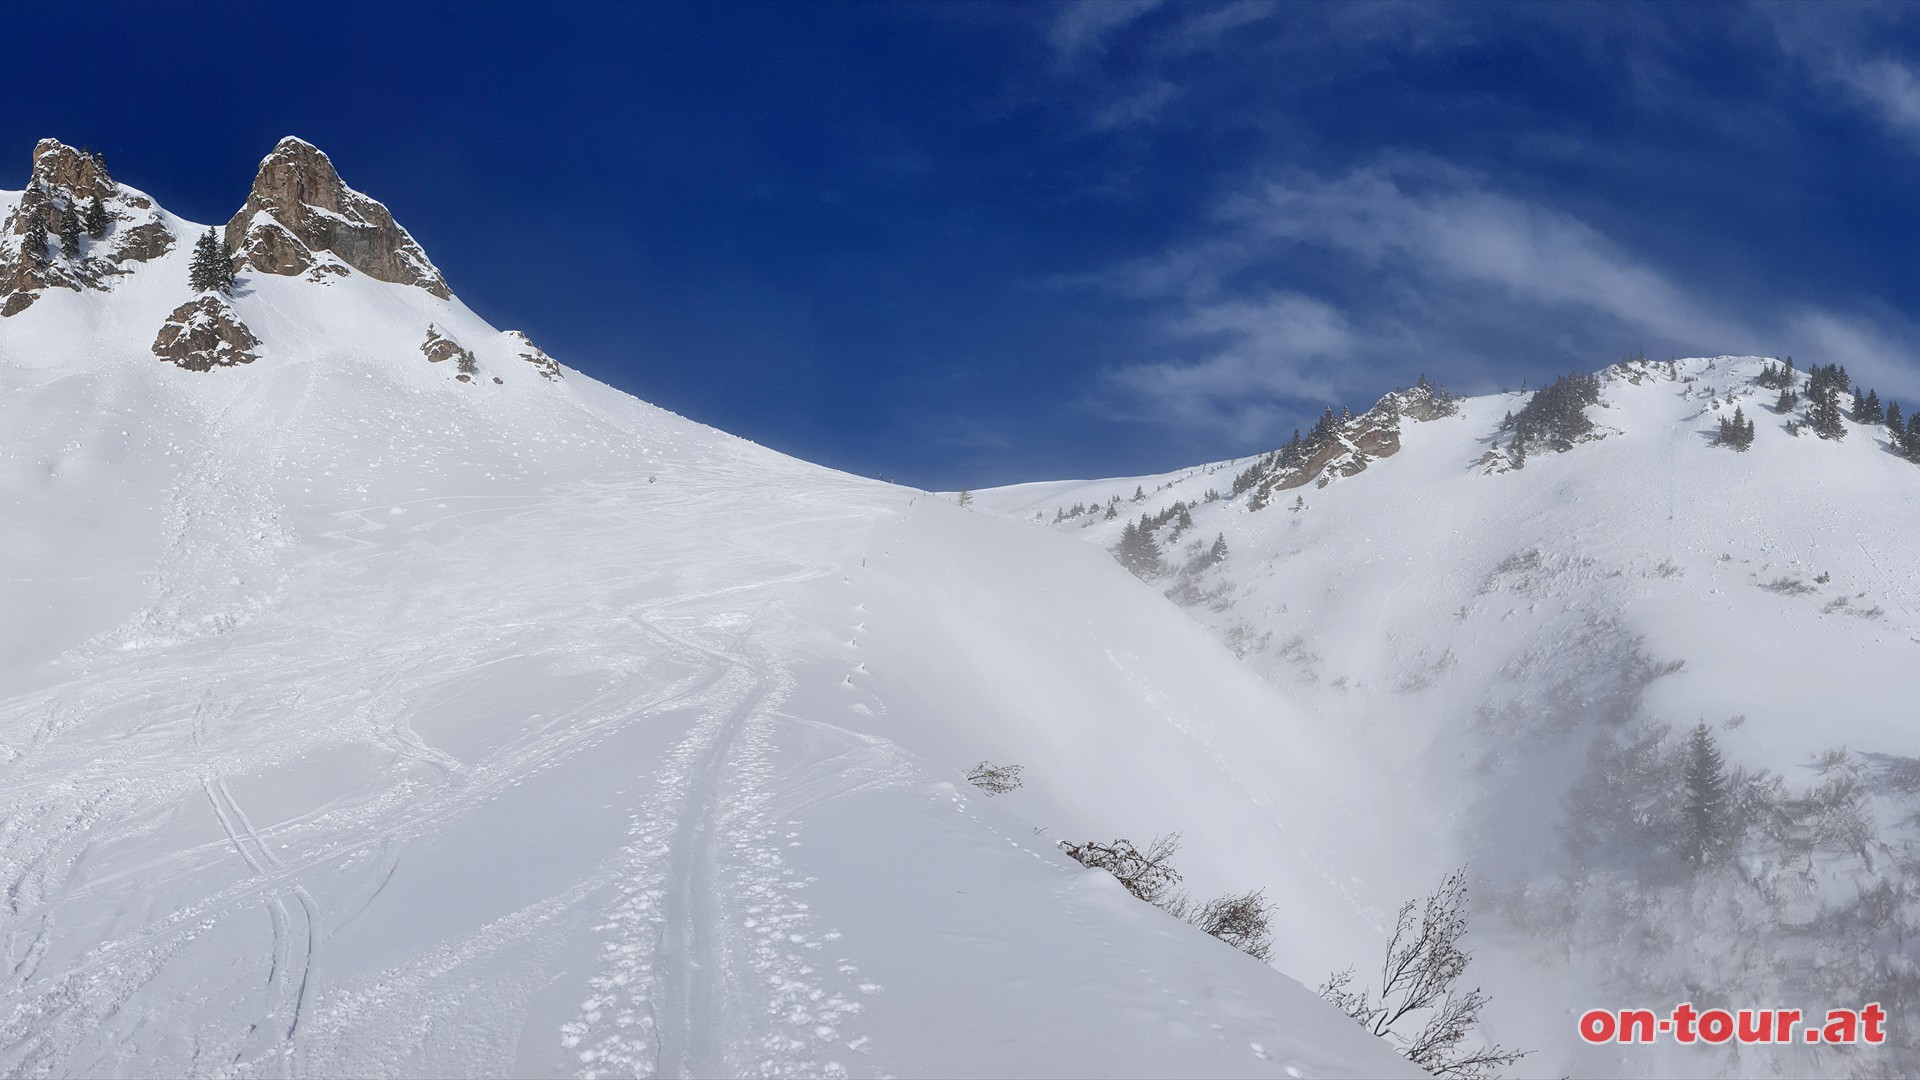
1757 357 1920 459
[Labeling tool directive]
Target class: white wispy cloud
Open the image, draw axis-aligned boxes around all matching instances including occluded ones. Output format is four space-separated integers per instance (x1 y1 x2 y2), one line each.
1093 161 1920 436
1042 0 1283 131
1109 293 1352 438
1765 5 1920 144
1049 0 1164 67
1838 58 1920 135
1223 167 1749 348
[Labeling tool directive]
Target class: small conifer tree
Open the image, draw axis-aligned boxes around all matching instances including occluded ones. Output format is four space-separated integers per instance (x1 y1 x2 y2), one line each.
1682 723 1733 866
57 203 81 258
22 213 49 269
84 195 110 240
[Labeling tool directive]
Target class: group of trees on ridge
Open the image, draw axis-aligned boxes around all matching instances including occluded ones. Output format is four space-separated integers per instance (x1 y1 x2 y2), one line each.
1756 357 1920 459
1496 370 1602 465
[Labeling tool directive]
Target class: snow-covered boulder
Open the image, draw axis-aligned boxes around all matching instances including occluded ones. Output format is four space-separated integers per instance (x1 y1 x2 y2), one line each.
151 294 262 370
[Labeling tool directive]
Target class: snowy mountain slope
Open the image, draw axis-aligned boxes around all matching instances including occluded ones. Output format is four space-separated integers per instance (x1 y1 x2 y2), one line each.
0 141 1419 1078
980 356 1920 1077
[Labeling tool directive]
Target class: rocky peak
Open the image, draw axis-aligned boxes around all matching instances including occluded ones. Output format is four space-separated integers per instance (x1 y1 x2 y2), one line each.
226 137 449 298
30 139 115 202
2 138 175 317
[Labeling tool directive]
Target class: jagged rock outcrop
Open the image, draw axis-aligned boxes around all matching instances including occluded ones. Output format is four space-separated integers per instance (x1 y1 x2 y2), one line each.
504 330 562 380
421 324 478 381
1232 379 1459 506
226 138 449 298
1 139 177 316
152 295 262 371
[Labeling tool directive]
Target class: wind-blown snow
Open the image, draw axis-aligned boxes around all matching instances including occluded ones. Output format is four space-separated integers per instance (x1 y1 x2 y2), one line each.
981 355 1920 1077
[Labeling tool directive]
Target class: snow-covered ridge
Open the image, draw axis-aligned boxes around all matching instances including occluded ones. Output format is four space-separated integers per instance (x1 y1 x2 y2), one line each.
981 353 1920 1076
0 138 1418 1077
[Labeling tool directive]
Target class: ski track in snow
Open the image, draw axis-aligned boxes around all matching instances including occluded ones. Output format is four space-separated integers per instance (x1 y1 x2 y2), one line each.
1 218 1429 1079
567 548 889 1079
1 439 900 1077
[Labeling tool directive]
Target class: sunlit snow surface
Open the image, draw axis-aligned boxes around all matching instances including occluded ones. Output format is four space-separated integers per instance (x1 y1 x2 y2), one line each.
0 218 1415 1077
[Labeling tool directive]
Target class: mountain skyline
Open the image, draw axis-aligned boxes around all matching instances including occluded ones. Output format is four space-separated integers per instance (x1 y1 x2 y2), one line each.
12 2 1920 489
6 107 1918 1075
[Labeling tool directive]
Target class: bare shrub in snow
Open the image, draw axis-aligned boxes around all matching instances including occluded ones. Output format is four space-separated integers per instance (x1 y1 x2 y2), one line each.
965 760 1023 795
1060 834 1184 908
1319 870 1527 1079
1185 889 1276 962
1760 576 1814 595
1060 834 1277 961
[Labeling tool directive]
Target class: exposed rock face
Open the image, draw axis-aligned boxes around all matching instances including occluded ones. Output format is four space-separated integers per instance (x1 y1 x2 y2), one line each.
504 330 562 380
421 324 471 365
152 295 262 371
1233 380 1461 506
226 138 449 298
1 139 177 316
421 324 481 382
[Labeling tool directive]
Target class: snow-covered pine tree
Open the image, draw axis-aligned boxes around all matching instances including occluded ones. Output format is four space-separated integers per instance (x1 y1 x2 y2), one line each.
1114 518 1162 578
1279 429 1305 468
1715 406 1755 451
22 212 49 268
57 203 81 258
1682 722 1733 866
1855 388 1884 425
187 229 234 294
1808 380 1846 440
84 195 109 240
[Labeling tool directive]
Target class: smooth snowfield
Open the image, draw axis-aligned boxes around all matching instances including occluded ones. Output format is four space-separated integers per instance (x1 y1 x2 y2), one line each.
0 215 1416 1076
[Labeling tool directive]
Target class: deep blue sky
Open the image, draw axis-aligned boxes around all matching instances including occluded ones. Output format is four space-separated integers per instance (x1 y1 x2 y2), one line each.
10 2 1920 488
